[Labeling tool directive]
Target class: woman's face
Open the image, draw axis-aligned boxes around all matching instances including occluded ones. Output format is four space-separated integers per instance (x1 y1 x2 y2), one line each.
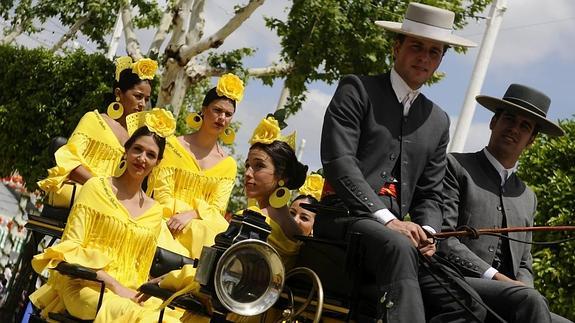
201 99 235 134
289 198 316 236
116 81 152 116
244 148 278 201
125 135 160 179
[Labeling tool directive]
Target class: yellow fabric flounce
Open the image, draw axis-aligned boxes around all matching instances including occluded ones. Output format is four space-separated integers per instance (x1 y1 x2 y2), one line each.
298 173 325 201
216 73 244 102
248 116 296 150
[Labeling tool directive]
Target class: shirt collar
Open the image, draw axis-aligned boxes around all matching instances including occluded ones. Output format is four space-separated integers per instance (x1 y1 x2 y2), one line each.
390 66 420 107
482 148 518 185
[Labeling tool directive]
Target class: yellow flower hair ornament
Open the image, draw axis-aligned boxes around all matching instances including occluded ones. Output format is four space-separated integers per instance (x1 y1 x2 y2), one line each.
249 116 296 151
216 73 244 102
114 56 159 81
126 108 176 138
298 173 325 201
145 108 176 137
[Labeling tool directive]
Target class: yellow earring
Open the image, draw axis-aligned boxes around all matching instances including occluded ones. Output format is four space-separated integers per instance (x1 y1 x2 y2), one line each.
219 127 235 145
114 157 127 177
186 112 203 130
269 180 291 208
107 96 124 120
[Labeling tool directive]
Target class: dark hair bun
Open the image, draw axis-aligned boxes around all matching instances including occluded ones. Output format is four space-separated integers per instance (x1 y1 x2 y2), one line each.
249 141 308 190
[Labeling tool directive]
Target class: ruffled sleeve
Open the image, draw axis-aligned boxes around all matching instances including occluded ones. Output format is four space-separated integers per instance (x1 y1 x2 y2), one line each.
32 178 112 273
37 111 124 193
149 166 193 216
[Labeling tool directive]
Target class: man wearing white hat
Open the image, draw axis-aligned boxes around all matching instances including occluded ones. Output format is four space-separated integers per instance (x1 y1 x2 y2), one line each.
439 84 572 323
319 2 485 322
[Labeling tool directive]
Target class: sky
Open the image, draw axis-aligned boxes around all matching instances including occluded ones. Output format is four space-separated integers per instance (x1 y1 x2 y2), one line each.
200 0 575 172
12 0 575 172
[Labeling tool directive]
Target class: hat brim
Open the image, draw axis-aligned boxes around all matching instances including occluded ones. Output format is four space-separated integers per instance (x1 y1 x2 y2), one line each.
375 21 476 48
476 95 565 137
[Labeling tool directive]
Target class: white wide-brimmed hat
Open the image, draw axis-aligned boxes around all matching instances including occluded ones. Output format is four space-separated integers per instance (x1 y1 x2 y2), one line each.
375 2 476 48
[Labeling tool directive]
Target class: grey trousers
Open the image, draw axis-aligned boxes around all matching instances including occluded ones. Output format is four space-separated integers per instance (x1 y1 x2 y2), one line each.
348 218 486 323
465 277 572 323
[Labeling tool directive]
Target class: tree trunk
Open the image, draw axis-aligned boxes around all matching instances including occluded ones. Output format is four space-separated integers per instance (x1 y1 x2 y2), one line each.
50 14 91 53
121 1 142 59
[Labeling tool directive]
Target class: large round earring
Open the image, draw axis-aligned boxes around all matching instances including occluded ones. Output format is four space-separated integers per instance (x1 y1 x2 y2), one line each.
186 112 203 130
269 180 291 208
107 96 124 120
219 127 235 145
114 157 127 177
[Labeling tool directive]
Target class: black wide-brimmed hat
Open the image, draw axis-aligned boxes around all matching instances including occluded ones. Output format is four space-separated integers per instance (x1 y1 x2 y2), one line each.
375 2 476 48
476 84 564 137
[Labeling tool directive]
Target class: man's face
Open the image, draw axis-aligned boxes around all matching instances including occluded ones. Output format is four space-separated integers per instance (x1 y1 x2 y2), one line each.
488 111 537 161
393 36 444 89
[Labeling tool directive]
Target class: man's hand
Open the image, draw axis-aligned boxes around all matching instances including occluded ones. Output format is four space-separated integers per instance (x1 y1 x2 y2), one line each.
385 219 429 247
418 238 436 258
167 211 198 235
493 272 526 286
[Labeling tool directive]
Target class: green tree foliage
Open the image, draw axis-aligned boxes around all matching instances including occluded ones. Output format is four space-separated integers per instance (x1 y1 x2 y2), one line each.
1 0 162 50
0 45 113 185
518 118 575 320
266 0 491 115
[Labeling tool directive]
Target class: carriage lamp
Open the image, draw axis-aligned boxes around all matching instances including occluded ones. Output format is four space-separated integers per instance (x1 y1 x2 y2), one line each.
195 209 285 316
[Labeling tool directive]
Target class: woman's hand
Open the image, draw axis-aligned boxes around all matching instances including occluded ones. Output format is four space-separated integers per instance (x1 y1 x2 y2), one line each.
97 270 139 302
167 211 198 235
134 275 166 304
113 284 139 301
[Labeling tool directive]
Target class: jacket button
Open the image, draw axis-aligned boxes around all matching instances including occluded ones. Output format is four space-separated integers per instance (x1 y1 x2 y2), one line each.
488 246 495 252
367 202 374 207
362 197 368 201
497 205 502 211
389 153 396 161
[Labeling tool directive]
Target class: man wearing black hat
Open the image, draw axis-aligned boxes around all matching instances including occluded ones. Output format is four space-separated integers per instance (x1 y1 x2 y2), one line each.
438 84 571 322
319 2 486 322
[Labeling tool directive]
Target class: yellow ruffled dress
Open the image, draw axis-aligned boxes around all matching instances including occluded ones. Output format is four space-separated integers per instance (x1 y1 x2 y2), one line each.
37 111 124 207
30 177 182 322
147 136 237 258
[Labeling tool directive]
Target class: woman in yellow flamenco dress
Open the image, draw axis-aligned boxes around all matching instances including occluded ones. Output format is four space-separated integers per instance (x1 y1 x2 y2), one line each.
154 116 310 322
30 111 184 322
147 74 243 259
37 56 158 207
